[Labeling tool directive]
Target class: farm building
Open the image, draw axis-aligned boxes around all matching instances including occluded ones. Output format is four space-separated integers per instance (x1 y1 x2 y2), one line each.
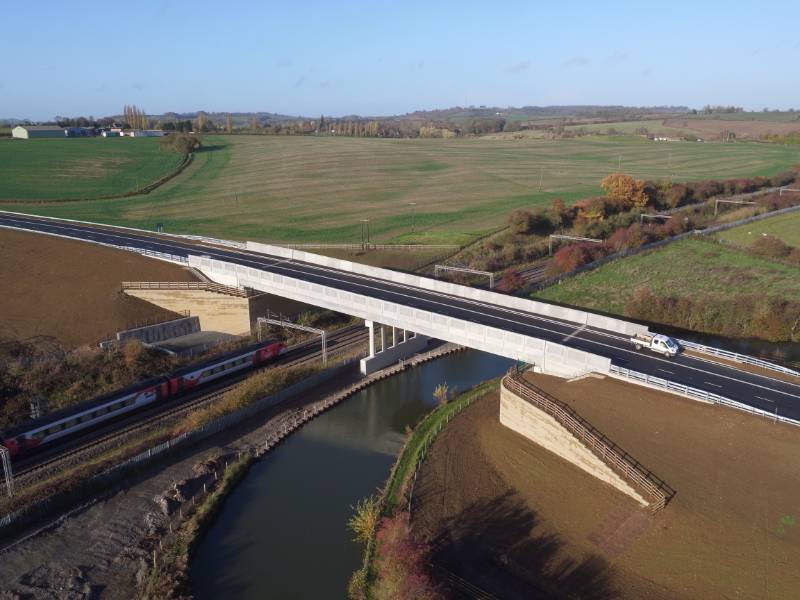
11 125 65 139
126 129 165 137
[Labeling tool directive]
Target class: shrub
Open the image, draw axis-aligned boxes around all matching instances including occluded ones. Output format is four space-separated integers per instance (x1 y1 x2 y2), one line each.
372 513 441 600
751 235 791 259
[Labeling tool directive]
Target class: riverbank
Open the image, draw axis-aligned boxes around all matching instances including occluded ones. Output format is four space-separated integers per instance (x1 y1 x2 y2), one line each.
0 343 466 597
409 372 800 599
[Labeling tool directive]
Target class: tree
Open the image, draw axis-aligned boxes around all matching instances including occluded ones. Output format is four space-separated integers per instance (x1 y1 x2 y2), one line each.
159 133 201 155
250 115 258 133
348 494 380 544
601 173 649 210
226 113 233 133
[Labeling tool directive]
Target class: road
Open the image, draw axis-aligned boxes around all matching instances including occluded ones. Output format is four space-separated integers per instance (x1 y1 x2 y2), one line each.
1 212 798 421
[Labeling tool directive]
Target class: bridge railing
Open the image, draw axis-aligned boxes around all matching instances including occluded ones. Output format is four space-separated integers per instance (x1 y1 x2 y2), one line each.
121 280 250 298
608 365 800 427
676 339 799 377
503 373 674 512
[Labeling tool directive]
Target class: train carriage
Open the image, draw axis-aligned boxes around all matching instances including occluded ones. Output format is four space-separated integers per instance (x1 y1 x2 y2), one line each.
1 340 287 459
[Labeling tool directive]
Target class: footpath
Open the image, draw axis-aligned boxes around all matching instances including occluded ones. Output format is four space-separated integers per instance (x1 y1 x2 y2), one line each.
0 343 463 599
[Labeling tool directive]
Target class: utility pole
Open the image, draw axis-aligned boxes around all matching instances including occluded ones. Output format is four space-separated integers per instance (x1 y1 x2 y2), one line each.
0 446 14 498
257 314 327 365
360 219 370 250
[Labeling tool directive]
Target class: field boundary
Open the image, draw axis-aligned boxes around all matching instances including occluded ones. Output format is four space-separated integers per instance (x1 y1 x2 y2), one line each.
503 372 674 512
0 152 193 204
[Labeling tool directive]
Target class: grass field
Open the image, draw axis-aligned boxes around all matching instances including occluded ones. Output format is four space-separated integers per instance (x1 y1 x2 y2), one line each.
3 135 799 244
536 238 800 314
717 210 800 248
0 138 184 200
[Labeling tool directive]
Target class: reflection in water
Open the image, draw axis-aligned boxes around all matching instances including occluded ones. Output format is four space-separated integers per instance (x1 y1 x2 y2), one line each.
191 350 512 599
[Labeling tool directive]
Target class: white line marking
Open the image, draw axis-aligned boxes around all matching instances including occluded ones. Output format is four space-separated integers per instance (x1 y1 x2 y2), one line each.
658 368 675 374
704 381 723 388
756 395 775 403
3 215 799 402
562 324 586 342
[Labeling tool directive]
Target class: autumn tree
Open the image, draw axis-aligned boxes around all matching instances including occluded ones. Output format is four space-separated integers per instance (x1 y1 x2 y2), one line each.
601 173 649 210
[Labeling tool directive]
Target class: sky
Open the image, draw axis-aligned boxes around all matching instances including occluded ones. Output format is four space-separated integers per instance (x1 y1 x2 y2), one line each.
3 0 799 120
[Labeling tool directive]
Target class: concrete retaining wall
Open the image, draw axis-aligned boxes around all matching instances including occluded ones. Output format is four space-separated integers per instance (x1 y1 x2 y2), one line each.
359 333 430 375
245 241 648 337
499 384 647 506
116 316 200 344
190 255 610 377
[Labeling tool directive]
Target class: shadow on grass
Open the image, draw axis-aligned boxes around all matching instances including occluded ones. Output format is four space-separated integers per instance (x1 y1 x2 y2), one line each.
197 143 228 152
427 491 618 600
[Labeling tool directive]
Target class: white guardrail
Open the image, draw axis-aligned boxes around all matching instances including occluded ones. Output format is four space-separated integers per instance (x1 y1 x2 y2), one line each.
609 365 800 427
119 245 188 264
179 234 248 250
677 339 799 377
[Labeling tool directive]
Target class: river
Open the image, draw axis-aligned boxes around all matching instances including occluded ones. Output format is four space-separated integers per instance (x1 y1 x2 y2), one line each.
191 349 513 599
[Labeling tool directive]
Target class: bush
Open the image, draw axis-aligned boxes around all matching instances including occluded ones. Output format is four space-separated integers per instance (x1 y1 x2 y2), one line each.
372 513 442 600
751 235 791 259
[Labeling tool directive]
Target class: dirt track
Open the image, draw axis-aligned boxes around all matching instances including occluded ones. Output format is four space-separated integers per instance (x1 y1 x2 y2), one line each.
0 228 196 347
413 374 800 599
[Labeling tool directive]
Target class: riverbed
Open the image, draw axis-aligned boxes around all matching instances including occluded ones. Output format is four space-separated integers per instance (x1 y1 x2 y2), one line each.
191 349 513 599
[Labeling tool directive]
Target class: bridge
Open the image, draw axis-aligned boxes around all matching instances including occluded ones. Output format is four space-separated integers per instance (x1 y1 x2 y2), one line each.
1 211 798 424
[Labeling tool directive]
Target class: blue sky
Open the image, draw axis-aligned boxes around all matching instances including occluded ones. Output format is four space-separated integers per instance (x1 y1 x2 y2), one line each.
3 0 799 120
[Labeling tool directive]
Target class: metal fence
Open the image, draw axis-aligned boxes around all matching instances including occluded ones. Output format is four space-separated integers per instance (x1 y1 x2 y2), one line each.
608 365 800 427
0 363 353 533
677 339 799 376
178 234 248 250
503 373 673 512
121 280 251 298
119 245 188 264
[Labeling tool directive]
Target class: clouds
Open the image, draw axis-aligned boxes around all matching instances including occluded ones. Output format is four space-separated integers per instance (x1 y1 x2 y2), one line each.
563 55 590 67
506 60 531 74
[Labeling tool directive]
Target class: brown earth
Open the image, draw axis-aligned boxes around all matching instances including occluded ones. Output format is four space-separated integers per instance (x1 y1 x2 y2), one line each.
663 117 800 139
0 228 197 348
413 375 800 600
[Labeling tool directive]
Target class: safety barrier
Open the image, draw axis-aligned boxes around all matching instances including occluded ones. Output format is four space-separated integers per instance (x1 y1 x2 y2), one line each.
608 365 800 427
190 254 611 378
121 280 251 298
677 339 799 377
503 373 674 512
245 241 649 337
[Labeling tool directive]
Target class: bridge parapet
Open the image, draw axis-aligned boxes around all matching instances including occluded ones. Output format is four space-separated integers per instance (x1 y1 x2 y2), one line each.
245 241 648 337
190 255 611 378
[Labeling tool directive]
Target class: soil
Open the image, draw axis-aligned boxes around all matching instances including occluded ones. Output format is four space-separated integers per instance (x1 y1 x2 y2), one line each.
0 365 367 599
0 228 197 348
662 117 800 139
413 374 800 600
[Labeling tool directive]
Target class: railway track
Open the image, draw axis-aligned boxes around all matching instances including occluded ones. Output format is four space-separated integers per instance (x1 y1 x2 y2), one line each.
13 326 367 485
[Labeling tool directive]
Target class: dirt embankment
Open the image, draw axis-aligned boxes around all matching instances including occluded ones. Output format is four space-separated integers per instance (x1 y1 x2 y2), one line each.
413 375 800 600
0 228 197 347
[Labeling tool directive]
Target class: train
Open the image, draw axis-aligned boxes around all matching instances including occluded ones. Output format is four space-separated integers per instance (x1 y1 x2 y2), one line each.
0 340 287 460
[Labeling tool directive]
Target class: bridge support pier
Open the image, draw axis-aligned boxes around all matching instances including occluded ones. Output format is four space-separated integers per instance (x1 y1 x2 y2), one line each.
360 320 430 375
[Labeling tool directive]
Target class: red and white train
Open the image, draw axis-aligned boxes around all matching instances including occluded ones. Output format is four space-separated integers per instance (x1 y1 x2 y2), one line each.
1 340 287 459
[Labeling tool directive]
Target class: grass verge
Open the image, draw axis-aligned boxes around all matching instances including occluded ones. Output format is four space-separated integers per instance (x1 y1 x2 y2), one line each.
348 378 499 599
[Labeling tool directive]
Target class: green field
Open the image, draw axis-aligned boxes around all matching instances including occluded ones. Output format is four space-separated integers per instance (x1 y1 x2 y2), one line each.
0 138 184 200
2 135 799 244
717 210 800 248
536 239 800 314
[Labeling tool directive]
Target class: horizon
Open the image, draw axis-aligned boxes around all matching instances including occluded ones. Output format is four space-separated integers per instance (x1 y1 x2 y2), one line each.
4 0 799 121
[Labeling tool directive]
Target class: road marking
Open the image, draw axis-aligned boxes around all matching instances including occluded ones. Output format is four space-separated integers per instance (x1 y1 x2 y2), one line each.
756 395 775 403
3 214 799 404
562 324 586 342
658 368 675 374
704 381 723 388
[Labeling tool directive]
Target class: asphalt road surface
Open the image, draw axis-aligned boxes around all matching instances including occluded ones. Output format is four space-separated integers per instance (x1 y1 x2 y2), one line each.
2 212 798 421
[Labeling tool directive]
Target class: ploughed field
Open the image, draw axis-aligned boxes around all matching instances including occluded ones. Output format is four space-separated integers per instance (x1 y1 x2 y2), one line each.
412 374 800 600
0 138 184 201
0 228 196 347
3 134 799 245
